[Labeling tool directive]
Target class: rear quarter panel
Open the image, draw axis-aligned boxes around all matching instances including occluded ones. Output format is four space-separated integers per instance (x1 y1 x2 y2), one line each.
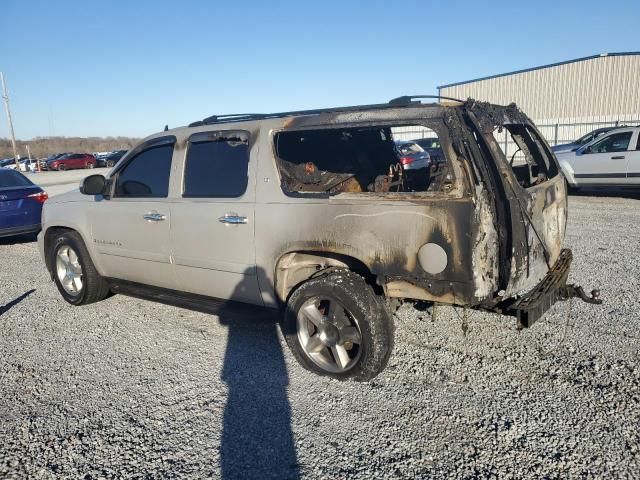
252 122 499 308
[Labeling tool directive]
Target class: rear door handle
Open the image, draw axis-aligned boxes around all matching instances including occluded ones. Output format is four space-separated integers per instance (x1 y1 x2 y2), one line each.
143 212 166 222
611 155 626 160
218 212 248 225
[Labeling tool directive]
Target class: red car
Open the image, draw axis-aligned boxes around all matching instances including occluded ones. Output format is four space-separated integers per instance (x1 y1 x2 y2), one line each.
47 153 96 171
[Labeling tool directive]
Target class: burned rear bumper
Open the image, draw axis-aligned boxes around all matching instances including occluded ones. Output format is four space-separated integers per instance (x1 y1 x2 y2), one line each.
500 249 602 328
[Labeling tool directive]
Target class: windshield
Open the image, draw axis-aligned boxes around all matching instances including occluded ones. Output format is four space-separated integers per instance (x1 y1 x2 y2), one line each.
576 128 612 145
397 142 424 155
420 138 440 149
575 132 595 145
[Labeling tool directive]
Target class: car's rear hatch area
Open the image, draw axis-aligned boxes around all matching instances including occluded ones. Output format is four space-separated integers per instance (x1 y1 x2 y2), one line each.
463 101 572 316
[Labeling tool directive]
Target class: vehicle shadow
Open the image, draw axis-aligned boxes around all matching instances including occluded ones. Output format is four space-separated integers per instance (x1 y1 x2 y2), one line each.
216 268 300 480
0 289 35 317
0 233 38 246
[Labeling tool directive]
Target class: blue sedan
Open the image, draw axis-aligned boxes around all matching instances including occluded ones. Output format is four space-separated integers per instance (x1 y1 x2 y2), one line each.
0 168 48 238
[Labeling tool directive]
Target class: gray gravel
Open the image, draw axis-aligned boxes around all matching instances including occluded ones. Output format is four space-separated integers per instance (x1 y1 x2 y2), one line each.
1 194 639 479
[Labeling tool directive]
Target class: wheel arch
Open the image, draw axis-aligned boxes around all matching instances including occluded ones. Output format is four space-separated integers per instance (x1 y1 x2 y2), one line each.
43 225 96 277
274 251 379 303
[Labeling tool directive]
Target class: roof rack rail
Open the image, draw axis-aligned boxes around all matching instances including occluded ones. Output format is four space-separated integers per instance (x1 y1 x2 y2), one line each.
188 95 459 127
388 94 465 105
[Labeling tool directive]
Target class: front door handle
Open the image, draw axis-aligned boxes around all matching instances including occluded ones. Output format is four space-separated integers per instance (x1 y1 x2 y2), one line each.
218 212 248 225
143 212 166 222
611 155 626 160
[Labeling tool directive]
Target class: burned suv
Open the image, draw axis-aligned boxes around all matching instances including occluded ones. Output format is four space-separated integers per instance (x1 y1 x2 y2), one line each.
38 96 600 381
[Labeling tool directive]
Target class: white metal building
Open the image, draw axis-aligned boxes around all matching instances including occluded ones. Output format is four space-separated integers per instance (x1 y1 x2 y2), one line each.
438 52 640 145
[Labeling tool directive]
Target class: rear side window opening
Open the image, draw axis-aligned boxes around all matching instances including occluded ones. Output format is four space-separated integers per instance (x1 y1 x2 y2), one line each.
273 124 451 196
491 124 559 189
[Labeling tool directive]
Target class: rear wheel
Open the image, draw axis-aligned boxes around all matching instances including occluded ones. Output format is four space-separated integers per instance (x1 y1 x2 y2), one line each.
106 160 115 168
49 231 110 305
282 270 394 381
86 162 94 169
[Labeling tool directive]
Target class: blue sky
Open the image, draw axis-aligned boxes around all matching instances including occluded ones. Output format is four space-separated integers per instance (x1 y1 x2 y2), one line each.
2 0 639 139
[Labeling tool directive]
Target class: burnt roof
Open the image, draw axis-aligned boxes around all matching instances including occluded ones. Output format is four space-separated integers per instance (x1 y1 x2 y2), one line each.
187 95 464 127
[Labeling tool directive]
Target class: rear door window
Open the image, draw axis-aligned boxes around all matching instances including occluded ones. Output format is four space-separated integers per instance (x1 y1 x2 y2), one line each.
183 131 249 198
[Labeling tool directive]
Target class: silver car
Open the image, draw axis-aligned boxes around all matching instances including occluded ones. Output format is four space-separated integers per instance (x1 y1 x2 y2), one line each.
38 97 600 381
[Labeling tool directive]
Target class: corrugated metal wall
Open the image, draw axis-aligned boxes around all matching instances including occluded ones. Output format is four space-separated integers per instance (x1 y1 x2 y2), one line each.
439 54 640 122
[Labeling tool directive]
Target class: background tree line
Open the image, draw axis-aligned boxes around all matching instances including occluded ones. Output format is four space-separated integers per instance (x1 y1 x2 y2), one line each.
0 136 141 159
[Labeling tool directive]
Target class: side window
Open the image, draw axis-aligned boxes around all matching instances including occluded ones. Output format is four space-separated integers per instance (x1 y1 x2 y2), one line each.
588 132 632 154
114 143 174 197
636 132 640 150
274 125 452 195
183 134 249 198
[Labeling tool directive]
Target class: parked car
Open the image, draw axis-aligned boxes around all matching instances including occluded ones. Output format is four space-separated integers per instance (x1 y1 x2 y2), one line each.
0 168 48 238
551 127 618 154
412 137 445 163
98 150 128 168
557 126 640 189
0 158 18 169
47 153 97 171
395 140 430 170
40 153 71 170
37 97 600 381
18 158 38 172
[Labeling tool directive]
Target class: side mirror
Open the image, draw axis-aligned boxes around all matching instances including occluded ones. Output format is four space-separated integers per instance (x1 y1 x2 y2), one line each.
80 174 107 195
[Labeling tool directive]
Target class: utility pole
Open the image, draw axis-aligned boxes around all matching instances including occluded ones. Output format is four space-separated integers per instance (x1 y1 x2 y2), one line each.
1 72 19 161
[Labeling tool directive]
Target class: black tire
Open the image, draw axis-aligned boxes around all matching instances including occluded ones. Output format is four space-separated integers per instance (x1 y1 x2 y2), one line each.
281 270 394 382
49 231 110 305
86 162 94 169
57 164 66 171
106 160 115 168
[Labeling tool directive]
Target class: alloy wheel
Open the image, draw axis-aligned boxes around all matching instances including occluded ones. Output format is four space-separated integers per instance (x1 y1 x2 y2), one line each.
296 296 363 373
55 245 83 295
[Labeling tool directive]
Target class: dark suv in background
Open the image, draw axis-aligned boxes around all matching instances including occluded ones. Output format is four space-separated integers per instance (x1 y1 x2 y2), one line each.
98 150 128 168
412 137 445 163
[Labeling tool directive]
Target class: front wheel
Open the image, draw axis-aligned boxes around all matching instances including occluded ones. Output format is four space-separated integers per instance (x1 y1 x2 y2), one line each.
49 231 110 305
106 160 115 168
86 162 94 169
57 164 66 171
281 270 394 381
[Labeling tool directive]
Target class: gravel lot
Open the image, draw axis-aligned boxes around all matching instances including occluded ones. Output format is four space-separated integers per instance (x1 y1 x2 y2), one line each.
1 194 639 479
